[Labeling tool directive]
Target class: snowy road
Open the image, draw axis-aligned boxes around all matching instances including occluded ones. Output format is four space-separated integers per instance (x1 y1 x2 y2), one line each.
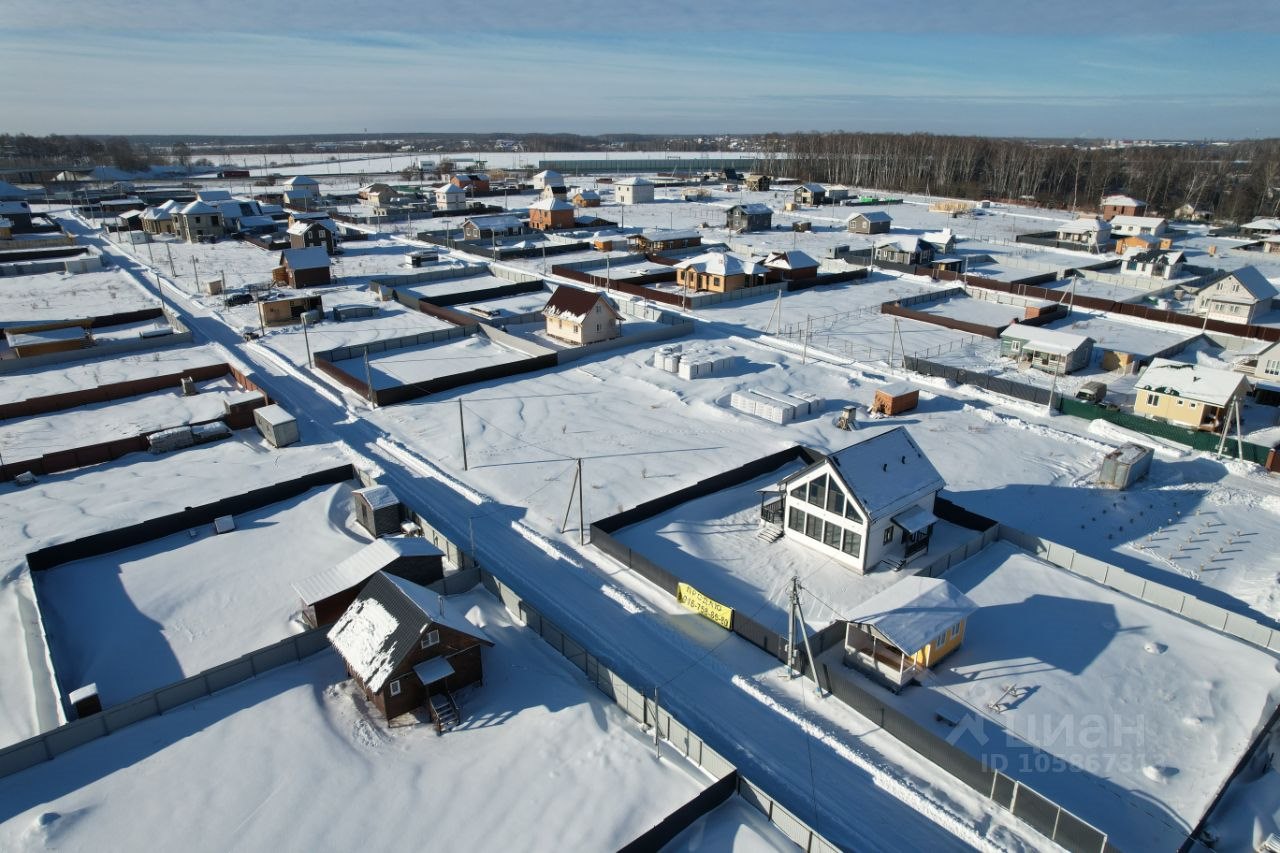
60 212 1051 852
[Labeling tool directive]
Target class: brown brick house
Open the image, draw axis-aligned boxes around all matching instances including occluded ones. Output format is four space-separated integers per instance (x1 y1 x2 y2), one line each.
528 196 576 230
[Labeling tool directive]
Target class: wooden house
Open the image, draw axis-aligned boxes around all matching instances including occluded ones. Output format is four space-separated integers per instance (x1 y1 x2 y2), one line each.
1054 217 1112 251
873 236 935 267
758 427 945 574
1194 266 1277 323
614 176 654 205
528 196 576 230
258 293 322 326
761 250 819 281
1134 358 1250 431
843 577 977 692
462 214 524 241
542 287 622 345
287 220 337 255
793 183 826 206
726 203 773 232
277 246 332 287
4 324 93 358
1100 194 1148 220
571 188 601 208
744 174 771 191
358 182 393 201
328 572 492 726
293 537 446 627
630 228 701 252
999 324 1094 374
847 211 892 234
675 251 766 293
353 485 403 536
1114 232 1173 253
173 200 226 242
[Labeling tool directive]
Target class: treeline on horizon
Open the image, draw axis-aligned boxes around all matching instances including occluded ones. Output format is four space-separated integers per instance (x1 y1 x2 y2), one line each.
765 132 1280 222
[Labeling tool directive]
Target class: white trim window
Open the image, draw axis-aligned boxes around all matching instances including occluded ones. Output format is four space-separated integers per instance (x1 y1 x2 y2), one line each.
389 679 401 697
421 630 440 650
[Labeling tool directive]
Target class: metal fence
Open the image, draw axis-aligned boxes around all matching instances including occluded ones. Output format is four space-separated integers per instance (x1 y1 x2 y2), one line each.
1058 397 1275 466
904 354 1054 405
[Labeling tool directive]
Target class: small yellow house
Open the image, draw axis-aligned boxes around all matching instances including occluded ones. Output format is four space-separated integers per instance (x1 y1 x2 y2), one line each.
542 286 622 345
674 251 766 294
843 576 977 692
1133 358 1250 432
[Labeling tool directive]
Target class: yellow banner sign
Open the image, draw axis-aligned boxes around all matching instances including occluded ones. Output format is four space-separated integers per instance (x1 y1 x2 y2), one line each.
676 582 734 630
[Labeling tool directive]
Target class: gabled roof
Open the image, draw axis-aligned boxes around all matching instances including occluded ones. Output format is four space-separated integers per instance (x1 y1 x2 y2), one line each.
1242 218 1280 232
674 251 764 277
615 176 653 186
177 200 218 216
532 169 565 186
543 286 618 324
762 250 818 270
292 537 445 607
1134 358 1250 406
797 182 826 193
284 175 319 187
781 427 944 522
1056 217 1109 235
466 213 524 229
436 183 466 195
327 572 491 693
875 235 929 253
529 196 574 211
999 323 1093 355
848 210 892 223
729 203 773 215
280 246 330 270
636 228 700 242
1207 266 1278 302
141 206 172 221
1102 194 1145 207
1110 215 1167 228
196 189 233 202
1123 247 1183 266
572 189 600 200
848 577 978 656
287 220 335 236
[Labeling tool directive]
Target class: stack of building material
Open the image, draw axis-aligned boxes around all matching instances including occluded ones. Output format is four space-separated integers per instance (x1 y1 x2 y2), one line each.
148 426 194 453
653 343 737 379
730 388 823 424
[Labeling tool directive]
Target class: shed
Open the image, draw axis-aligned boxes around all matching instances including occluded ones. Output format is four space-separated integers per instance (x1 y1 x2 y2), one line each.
1097 443 1154 489
999 324 1094 374
353 484 403 536
328 572 492 725
4 324 93 358
278 246 332 287
872 382 919 415
843 577 978 691
253 403 299 447
293 537 446 627
258 293 322 326
847 211 892 234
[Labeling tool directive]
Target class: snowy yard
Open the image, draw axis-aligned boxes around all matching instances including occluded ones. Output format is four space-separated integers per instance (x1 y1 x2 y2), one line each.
863 540 1280 852
332 333 532 390
0 590 713 852
0 268 158 327
36 483 370 705
0 344 225 405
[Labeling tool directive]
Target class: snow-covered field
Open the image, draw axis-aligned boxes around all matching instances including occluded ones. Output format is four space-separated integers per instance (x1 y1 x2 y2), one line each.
873 540 1280 852
0 590 714 852
0 268 158 327
37 483 370 705
665 794 800 852
333 333 531 389
0 344 225 405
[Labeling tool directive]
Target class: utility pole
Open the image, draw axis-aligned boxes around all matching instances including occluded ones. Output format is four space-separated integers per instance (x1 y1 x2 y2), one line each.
458 399 469 470
301 314 313 368
165 241 177 276
787 577 821 691
577 458 585 545
802 314 812 364
363 347 376 407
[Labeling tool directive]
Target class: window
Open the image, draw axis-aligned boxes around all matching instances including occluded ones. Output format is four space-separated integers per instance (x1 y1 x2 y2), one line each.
788 507 805 533
1176 399 1184 406
822 520 841 549
790 483 806 501
826 487 845 516
420 630 440 650
389 679 401 697
1189 402 1198 408
883 527 895 545
1265 360 1280 377
844 502 861 522
841 529 862 556
1145 393 1160 407
807 475 827 507
804 514 821 540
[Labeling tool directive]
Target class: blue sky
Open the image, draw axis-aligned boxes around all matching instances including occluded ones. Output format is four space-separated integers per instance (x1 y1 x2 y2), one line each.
1 0 1277 138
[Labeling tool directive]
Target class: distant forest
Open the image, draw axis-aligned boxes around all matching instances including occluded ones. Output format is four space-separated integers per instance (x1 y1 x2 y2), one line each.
767 132 1280 222
4 129 1279 222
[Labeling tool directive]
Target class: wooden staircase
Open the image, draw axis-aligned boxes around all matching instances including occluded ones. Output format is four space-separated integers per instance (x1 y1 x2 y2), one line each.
428 691 460 733
757 522 783 543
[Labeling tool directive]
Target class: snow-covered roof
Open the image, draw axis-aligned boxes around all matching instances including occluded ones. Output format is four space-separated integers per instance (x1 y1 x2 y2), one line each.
761 250 818 270
287 220 327 236
1134 358 1250 406
178 200 218 216
999 323 1093 355
280 246 330 270
238 215 277 229
1205 266 1279 303
848 211 892 223
532 169 565 187
615 176 653 186
797 183 825 193
1102 194 1145 207
847 577 978 656
5 325 90 348
197 189 233 202
637 228 700 242
543 286 615 323
327 572 490 693
529 196 574 211
730 203 773 215
572 189 600 200
466 213 524 229
436 183 466 195
412 655 455 686
874 235 928 253
1056 217 1109 235
1241 218 1280 232
292 537 444 606
877 381 916 398
140 206 172 222
355 484 399 510
1109 215 1167 228
0 179 25 200
284 175 319 187
923 228 955 248
254 404 295 427
675 251 764 277
780 427 943 522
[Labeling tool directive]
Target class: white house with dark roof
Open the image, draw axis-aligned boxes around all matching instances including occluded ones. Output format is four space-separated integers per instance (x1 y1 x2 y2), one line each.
760 427 945 574
1194 266 1278 324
